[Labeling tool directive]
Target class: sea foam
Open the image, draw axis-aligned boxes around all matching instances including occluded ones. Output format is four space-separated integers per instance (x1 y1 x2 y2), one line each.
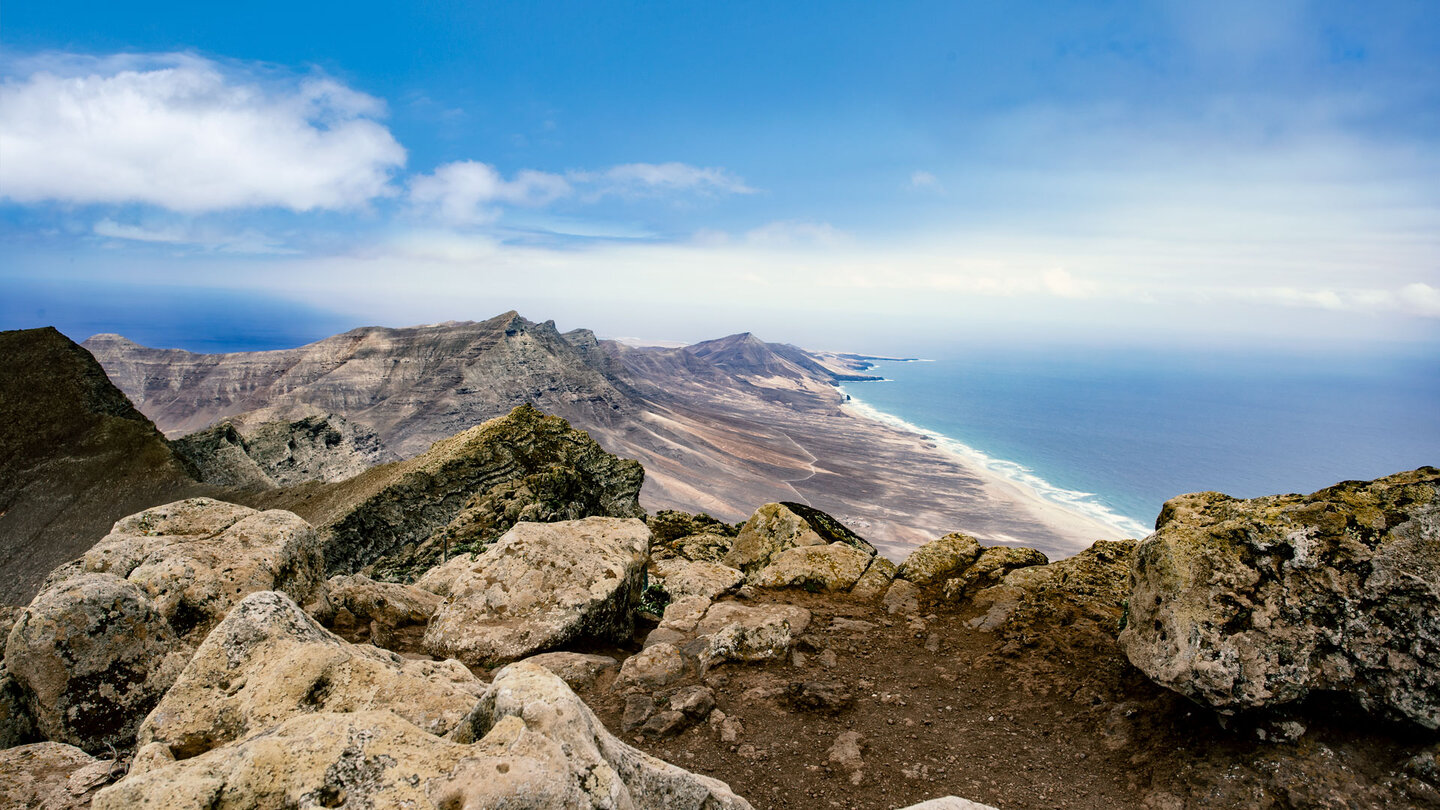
840 387 1153 540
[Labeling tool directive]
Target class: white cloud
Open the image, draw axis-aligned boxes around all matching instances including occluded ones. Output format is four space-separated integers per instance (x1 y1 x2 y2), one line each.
0 53 405 212
93 217 297 254
908 170 943 192
409 160 755 225
409 161 570 225
745 220 849 248
570 162 755 200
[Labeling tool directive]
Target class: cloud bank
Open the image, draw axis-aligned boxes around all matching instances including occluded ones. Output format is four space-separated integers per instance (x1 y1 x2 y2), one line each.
0 53 406 212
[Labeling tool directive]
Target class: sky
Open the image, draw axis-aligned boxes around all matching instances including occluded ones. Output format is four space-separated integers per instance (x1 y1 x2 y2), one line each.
2 1 1439 354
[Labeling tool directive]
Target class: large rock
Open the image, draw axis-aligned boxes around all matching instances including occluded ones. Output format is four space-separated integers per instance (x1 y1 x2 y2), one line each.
96 663 752 809
942 545 1048 601
4 573 190 754
697 602 812 664
80 498 325 641
314 573 442 650
0 742 120 810
896 532 982 586
421 517 650 666
1119 469 1440 728
751 542 874 592
138 591 483 760
968 539 1135 635
651 558 745 599
170 412 391 488
723 502 875 578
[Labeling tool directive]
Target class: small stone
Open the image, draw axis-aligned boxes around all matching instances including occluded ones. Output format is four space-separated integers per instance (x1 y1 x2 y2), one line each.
669 685 716 719
784 681 853 714
720 716 744 743
622 694 655 732
641 710 690 737
818 649 838 668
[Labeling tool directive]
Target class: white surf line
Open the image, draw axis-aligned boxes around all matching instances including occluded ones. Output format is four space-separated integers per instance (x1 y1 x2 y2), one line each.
839 385 1152 539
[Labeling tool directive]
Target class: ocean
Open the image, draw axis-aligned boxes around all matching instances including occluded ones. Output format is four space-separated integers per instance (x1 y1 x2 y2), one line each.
840 345 1440 538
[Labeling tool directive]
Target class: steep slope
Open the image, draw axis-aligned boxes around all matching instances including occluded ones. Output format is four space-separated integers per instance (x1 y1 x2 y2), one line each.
0 328 205 605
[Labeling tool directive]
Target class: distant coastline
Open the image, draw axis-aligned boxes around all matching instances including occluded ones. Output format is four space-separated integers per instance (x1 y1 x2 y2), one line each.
838 383 1153 543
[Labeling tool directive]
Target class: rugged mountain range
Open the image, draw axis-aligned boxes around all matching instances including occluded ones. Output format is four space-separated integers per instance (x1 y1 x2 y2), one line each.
84 311 1118 559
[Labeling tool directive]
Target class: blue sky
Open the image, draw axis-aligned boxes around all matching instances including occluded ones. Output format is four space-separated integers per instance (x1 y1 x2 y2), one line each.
2 1 1438 352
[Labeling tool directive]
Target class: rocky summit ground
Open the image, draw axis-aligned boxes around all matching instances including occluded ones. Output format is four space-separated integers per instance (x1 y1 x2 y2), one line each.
576 588 1438 810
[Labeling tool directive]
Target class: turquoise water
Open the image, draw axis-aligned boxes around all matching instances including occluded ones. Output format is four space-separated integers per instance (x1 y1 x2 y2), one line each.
841 346 1440 537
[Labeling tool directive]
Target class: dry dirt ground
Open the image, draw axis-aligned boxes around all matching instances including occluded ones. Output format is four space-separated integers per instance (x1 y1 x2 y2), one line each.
553 591 1440 810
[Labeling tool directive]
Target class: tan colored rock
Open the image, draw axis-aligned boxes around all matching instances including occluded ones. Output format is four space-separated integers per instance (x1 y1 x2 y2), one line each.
969 539 1135 634
850 556 898 601
896 532 982 586
1120 469 1440 728
942 545 1049 601
0 742 120 810
317 573 441 649
896 799 1002 810
723 502 874 577
137 591 483 759
516 652 619 691
697 602 812 664
751 542 874 592
4 573 191 753
97 663 752 809
79 498 325 643
617 643 688 690
658 595 713 633
422 517 650 666
884 579 922 615
654 558 745 599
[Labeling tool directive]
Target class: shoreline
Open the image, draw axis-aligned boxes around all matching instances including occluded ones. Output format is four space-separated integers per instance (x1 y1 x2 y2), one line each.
838 385 1152 553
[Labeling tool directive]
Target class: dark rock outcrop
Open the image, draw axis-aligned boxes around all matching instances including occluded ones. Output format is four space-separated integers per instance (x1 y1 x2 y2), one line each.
244 404 645 579
171 413 392 488
1119 468 1440 728
0 327 204 605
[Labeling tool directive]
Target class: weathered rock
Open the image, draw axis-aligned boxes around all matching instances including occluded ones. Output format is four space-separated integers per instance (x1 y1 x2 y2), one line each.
0 742 120 810
245 404 646 579
784 680 853 714
884 579 922 615
850 556 898 601
422 517 649 666
751 542 874 592
640 709 691 737
942 545 1049 601
827 730 865 773
171 412 391 488
723 503 875 577
653 558 745 599
623 693 656 731
137 591 483 760
316 573 441 650
0 661 37 748
897 532 982 586
5 573 190 753
669 532 738 565
969 539 1135 635
697 602 812 664
657 595 713 636
1119 469 1440 728
670 685 716 719
518 652 619 691
649 510 738 547
79 498 326 642
896 799 1001 810
618 643 688 690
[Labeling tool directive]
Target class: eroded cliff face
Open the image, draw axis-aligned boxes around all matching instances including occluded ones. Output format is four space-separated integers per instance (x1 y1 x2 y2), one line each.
171 412 393 488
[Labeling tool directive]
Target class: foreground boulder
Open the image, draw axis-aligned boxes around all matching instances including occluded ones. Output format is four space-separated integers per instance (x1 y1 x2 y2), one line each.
896 532 982 586
967 539 1136 636
420 517 650 666
0 742 120 810
138 591 483 759
4 499 324 753
1119 468 1440 728
312 573 442 650
96 662 752 809
80 498 326 642
4 574 191 754
723 502 876 577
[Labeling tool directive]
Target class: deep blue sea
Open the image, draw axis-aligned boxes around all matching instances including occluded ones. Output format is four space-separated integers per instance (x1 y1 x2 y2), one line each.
840 345 1440 537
